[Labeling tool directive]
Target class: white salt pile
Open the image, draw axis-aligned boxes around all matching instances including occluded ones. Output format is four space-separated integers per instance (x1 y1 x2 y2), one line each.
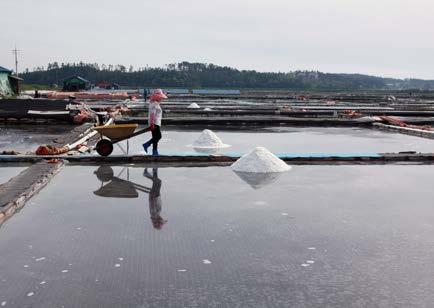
231 147 291 173
192 129 230 148
187 103 200 109
204 107 212 111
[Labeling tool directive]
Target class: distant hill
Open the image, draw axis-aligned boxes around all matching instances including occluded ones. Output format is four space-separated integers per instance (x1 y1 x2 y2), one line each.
19 61 434 91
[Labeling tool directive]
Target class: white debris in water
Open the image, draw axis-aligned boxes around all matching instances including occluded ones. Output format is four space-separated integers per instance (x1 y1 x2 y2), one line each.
40 281 46 285
61 270 68 273
76 227 82 231
281 213 289 216
177 269 187 272
301 264 310 267
202 259 212 264
35 257 46 262
210 240 215 242
27 292 34 297
1 301 6 306
192 129 229 148
306 260 315 264
231 147 291 173
308 247 316 250
23 265 29 268
118 258 124 261
187 103 200 109
115 264 121 268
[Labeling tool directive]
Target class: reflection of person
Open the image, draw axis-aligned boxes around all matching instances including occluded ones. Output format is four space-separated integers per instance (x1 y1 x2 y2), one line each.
143 168 167 229
142 89 168 156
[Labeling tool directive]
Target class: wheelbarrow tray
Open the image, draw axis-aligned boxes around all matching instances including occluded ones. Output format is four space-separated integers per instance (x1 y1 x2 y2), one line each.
93 124 139 140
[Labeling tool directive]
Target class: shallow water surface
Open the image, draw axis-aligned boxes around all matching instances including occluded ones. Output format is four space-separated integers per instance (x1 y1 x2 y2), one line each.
120 127 434 155
0 165 434 307
0 165 28 185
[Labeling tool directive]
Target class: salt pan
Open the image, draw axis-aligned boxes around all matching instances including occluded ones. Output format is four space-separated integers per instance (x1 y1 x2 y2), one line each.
192 130 230 149
231 147 291 173
187 103 200 109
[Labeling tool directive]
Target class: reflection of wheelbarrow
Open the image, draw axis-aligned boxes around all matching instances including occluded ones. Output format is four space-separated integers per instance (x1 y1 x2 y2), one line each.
93 124 150 156
93 166 151 198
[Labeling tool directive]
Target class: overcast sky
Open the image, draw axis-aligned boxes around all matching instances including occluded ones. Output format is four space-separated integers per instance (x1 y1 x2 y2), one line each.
1 0 434 79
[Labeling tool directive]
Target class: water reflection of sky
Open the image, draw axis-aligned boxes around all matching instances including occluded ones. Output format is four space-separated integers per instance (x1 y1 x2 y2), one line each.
0 165 29 185
0 125 74 153
1 165 434 306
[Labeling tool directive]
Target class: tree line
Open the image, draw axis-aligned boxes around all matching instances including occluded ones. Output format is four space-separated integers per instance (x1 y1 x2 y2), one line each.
19 61 434 91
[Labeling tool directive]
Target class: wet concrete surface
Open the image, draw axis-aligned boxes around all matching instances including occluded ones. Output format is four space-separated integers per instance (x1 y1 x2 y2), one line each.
0 165 434 307
0 125 73 153
120 127 434 156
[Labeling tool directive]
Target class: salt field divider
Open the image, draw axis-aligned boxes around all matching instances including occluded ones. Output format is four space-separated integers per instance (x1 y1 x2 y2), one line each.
373 123 434 139
1 152 434 165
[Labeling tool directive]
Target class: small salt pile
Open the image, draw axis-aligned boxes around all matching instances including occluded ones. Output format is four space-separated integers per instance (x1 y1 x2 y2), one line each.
204 107 212 111
187 103 200 109
231 147 291 173
192 129 229 148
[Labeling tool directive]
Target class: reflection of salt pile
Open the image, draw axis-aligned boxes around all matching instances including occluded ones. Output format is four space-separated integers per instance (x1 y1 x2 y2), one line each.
187 103 200 109
231 147 290 189
192 129 230 149
233 171 283 190
231 147 291 173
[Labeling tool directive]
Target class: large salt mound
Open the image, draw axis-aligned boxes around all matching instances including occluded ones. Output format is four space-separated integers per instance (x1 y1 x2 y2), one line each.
187 103 200 109
231 147 291 173
192 129 230 148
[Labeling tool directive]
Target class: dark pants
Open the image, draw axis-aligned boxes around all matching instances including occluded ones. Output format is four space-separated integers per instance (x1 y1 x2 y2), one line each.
147 125 161 150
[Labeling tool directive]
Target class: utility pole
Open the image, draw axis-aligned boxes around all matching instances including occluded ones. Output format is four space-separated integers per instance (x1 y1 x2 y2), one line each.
11 46 20 76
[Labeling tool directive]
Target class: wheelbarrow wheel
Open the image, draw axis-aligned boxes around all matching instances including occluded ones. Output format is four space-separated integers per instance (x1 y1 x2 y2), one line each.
96 139 113 157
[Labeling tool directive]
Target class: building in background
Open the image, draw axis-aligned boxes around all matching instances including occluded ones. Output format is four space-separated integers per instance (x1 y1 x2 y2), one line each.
62 76 91 92
96 81 120 90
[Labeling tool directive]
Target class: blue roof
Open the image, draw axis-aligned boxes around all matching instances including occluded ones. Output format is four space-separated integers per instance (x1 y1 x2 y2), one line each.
0 66 12 74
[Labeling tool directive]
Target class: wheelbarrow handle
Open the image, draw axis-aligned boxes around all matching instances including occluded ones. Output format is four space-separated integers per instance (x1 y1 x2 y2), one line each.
128 126 151 139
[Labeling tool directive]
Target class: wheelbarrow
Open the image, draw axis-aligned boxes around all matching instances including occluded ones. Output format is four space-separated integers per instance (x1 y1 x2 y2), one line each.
93 124 150 156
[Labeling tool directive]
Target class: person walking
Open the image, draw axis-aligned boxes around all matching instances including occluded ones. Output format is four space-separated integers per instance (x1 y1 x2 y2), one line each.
143 89 167 156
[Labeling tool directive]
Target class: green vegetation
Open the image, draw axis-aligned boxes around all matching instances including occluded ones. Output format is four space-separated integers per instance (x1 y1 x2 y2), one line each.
21 84 57 91
19 62 434 91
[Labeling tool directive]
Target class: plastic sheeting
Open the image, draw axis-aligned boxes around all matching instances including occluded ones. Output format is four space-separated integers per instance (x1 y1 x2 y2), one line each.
0 74 13 97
